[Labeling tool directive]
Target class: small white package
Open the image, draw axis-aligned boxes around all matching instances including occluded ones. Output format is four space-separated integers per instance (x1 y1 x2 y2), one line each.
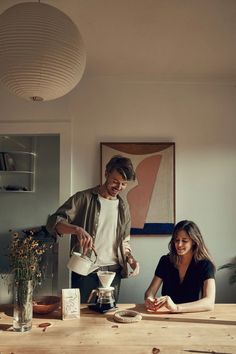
61 288 80 320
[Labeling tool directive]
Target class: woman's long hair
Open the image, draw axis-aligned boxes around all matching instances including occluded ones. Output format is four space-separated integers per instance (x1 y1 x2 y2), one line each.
168 220 215 268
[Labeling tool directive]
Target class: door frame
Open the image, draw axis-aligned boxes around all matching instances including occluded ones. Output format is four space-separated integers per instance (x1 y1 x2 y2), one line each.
0 121 72 291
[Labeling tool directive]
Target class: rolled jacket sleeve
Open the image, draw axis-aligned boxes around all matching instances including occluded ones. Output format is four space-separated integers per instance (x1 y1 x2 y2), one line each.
46 194 79 238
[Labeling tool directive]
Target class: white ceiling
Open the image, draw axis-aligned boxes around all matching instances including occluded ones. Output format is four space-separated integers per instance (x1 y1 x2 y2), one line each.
1 0 236 83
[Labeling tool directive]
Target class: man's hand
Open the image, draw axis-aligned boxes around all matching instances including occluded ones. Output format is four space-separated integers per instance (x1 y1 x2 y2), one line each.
126 254 139 277
55 222 96 256
75 227 94 255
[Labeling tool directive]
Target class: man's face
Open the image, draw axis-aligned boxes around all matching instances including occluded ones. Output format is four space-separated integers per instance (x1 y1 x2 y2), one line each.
104 169 128 198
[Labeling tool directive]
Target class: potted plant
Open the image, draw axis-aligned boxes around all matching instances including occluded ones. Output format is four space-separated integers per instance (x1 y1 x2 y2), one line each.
218 257 236 285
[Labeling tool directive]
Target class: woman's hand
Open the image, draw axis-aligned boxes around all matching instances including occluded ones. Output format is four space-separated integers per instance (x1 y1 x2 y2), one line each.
145 296 158 311
156 296 178 312
145 295 178 313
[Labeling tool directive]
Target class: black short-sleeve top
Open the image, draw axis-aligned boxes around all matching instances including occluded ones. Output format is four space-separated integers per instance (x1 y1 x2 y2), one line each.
155 255 215 304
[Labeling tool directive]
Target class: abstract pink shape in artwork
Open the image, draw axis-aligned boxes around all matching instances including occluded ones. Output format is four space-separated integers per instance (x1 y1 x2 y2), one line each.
127 155 162 228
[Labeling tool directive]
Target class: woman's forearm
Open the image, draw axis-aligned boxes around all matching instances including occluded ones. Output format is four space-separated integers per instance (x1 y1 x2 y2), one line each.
144 276 163 300
144 289 155 300
176 297 215 313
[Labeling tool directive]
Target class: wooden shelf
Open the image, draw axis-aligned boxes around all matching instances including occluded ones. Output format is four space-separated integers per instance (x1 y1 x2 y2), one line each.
0 141 36 192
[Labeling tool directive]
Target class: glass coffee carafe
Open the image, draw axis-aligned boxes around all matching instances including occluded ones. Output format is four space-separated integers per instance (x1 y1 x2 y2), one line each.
87 271 116 313
87 286 116 313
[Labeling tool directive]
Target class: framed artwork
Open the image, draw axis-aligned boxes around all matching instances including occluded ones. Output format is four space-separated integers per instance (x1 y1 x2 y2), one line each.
100 142 175 235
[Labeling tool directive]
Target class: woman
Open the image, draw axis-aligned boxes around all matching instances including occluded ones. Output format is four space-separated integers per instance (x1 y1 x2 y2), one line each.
145 220 216 313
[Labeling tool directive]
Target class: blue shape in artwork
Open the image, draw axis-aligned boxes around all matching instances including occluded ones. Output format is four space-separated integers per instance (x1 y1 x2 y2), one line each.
131 223 174 235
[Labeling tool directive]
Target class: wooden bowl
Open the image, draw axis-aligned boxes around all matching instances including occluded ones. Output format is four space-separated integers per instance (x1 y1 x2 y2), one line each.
33 295 61 314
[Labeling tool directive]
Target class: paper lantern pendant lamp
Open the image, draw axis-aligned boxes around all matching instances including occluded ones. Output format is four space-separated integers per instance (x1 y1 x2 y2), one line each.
0 2 86 101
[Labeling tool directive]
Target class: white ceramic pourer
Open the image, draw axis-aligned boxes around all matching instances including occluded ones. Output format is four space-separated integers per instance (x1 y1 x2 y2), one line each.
67 248 98 276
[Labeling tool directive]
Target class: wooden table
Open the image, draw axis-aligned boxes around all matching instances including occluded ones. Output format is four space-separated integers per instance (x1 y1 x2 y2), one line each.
0 304 235 354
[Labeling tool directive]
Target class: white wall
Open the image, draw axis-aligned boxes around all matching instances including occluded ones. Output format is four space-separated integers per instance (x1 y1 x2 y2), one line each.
0 78 235 303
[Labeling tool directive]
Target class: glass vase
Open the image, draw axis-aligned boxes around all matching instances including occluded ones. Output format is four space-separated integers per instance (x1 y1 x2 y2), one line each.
13 280 33 332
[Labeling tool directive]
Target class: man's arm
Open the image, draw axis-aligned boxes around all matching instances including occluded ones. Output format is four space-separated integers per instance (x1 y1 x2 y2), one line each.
46 192 94 255
55 220 94 255
122 233 139 276
126 251 139 276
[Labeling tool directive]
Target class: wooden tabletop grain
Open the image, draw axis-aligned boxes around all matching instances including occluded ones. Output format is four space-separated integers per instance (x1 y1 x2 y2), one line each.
0 303 235 354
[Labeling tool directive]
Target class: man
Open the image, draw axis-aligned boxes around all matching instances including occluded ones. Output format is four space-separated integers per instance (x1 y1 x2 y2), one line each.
46 155 139 303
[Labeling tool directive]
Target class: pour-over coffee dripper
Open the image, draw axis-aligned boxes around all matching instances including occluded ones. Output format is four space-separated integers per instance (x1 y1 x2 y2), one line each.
87 271 116 313
97 270 115 288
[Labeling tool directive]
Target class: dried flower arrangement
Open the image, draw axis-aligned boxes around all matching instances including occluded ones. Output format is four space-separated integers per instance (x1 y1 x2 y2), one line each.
7 226 53 287
0 227 55 331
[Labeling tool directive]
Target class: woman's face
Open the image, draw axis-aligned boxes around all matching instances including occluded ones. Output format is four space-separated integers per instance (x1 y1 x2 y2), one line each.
174 230 194 256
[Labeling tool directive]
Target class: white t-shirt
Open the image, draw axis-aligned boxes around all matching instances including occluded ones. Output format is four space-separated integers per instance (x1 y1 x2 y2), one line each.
94 195 119 266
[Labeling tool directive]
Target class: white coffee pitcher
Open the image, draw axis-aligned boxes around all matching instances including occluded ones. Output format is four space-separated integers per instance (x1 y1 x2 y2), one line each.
67 247 98 276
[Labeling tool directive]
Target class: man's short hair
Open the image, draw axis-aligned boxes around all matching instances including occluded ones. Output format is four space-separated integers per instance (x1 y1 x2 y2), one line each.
106 155 136 181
